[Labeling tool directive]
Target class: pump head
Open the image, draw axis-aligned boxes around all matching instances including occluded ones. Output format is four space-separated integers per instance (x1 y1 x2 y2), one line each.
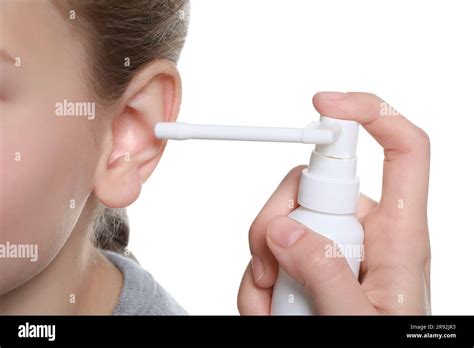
316 116 359 159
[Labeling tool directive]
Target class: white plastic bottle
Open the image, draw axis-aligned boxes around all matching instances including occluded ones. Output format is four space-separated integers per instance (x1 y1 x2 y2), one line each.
154 115 364 315
271 117 364 315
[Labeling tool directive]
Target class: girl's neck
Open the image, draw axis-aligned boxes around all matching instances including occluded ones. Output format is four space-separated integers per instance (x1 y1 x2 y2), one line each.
0 203 123 315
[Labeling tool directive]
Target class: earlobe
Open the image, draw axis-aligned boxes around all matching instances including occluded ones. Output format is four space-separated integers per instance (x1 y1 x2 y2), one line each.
93 60 181 209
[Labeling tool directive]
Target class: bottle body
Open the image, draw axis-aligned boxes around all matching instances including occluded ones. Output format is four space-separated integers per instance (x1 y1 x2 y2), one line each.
270 206 364 315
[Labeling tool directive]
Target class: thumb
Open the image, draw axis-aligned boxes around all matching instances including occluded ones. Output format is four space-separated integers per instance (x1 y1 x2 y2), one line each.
266 216 375 314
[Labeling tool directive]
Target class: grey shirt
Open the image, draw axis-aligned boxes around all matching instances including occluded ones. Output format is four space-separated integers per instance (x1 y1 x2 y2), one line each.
104 251 187 315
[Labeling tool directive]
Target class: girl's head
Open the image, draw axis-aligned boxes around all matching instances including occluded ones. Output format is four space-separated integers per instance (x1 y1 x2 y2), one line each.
0 0 189 295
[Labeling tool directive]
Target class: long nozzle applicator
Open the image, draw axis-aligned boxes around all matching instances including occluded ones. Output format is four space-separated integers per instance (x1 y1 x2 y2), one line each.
154 121 339 144
155 116 358 159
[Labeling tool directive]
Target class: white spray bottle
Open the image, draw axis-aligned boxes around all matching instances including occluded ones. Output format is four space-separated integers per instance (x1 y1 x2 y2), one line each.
154 116 363 315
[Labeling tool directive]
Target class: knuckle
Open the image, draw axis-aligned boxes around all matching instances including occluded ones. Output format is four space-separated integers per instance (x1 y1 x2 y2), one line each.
416 127 431 149
248 219 258 240
408 126 431 157
248 217 264 244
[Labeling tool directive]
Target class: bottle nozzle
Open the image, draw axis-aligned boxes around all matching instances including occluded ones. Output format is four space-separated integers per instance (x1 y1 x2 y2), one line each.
154 121 338 144
154 116 359 156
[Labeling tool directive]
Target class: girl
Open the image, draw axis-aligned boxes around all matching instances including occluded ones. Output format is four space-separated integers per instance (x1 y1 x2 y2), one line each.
1 0 189 315
0 0 430 315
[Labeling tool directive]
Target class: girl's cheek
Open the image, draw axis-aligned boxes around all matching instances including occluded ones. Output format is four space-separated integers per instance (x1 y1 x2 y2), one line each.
0 96 97 294
0 0 101 295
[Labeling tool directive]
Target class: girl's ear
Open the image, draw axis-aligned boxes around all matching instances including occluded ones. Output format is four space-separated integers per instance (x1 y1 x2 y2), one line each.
93 59 181 208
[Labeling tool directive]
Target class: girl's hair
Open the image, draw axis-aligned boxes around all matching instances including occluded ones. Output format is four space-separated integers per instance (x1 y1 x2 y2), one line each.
57 0 190 253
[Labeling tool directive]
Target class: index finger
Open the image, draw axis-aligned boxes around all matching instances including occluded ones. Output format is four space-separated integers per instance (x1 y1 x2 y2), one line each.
313 92 430 220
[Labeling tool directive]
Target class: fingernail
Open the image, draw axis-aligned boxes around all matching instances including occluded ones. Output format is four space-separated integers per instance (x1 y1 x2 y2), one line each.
318 92 348 100
268 218 305 248
251 255 264 283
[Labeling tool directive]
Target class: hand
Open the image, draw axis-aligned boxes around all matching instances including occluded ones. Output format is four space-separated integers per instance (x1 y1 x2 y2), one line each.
238 92 431 315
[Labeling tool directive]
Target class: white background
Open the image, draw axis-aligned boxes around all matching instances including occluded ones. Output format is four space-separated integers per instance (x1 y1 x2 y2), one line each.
128 0 474 314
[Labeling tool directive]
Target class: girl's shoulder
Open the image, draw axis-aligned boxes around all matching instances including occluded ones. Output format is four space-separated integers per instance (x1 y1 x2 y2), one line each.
103 250 187 316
